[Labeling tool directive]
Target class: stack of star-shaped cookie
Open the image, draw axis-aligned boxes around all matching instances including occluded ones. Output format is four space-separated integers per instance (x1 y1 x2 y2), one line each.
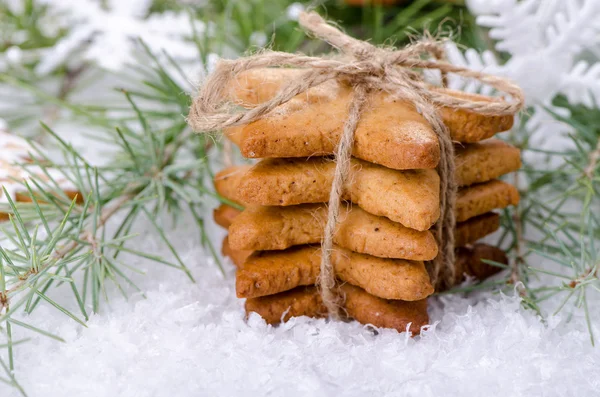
212 69 520 333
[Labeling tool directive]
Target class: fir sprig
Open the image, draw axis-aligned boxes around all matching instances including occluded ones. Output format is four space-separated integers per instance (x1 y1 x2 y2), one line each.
520 118 600 344
0 45 227 395
446 102 600 345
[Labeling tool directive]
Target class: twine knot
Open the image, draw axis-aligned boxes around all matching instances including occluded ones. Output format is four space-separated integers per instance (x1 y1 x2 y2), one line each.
187 11 525 319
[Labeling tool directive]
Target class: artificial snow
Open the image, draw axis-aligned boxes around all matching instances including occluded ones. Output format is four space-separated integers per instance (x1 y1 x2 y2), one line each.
3 208 600 396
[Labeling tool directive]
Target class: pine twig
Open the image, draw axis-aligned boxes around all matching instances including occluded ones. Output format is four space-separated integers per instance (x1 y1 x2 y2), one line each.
0 192 135 314
53 193 135 260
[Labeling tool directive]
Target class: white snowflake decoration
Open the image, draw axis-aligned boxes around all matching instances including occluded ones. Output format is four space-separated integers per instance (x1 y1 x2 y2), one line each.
444 0 600 151
35 0 207 74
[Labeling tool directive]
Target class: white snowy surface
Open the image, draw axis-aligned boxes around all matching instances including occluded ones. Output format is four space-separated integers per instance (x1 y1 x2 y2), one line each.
3 208 600 397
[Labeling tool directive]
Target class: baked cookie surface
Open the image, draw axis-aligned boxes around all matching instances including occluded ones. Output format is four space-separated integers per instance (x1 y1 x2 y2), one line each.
228 204 439 260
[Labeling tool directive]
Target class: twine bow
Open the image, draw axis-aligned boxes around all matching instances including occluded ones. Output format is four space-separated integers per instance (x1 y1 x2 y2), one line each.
188 12 524 319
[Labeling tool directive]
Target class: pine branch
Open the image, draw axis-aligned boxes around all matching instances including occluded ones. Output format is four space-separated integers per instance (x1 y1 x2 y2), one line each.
55 192 142 307
0 188 135 315
0 36 236 394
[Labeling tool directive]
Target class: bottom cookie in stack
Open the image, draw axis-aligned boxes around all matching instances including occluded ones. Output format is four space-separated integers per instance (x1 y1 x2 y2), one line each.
245 285 429 334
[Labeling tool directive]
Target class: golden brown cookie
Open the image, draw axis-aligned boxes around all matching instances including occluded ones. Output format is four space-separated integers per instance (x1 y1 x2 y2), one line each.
221 235 252 268
213 204 242 229
456 180 519 223
435 88 514 143
216 163 439 231
228 204 438 260
245 284 429 334
213 166 248 206
342 283 429 334
227 69 513 158
453 243 508 284
236 245 433 301
225 78 440 170
455 139 521 186
236 245 321 298
223 210 500 273
226 68 305 106
237 158 440 230
238 140 519 210
245 286 328 324
433 243 508 291
455 212 500 247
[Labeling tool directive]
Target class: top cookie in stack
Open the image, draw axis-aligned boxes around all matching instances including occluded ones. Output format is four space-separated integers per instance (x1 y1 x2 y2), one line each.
225 68 513 166
213 69 520 333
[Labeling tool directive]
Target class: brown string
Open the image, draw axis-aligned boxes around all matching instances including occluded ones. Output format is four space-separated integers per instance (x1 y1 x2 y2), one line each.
318 83 368 318
187 11 525 315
